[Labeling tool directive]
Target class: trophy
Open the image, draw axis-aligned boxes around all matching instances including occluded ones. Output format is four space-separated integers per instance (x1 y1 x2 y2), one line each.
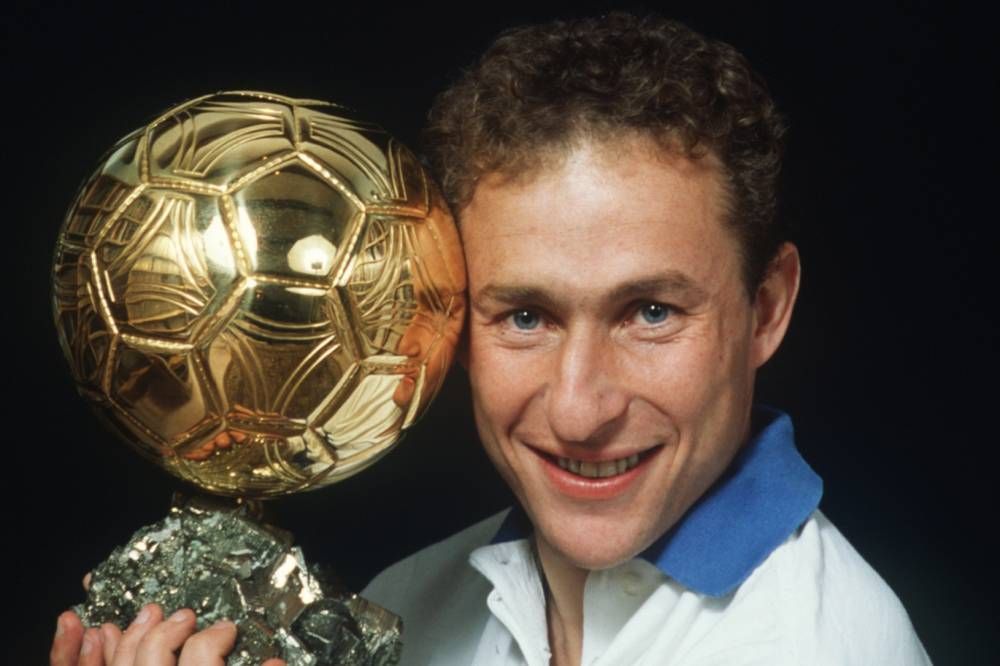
50 91 466 664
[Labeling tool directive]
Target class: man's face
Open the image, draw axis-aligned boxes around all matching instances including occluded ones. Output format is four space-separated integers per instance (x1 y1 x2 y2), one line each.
461 137 783 570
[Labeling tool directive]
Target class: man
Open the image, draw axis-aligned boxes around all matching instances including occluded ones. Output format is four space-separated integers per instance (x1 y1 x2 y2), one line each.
50 12 929 666
362 13 930 665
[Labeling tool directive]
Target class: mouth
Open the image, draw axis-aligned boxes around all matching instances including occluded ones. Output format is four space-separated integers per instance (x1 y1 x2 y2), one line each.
555 452 643 478
530 445 663 500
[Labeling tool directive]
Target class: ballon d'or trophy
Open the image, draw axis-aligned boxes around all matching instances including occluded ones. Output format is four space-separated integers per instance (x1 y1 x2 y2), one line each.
51 91 466 665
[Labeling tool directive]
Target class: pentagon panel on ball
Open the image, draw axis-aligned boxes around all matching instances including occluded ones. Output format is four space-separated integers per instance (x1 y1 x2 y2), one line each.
52 91 466 498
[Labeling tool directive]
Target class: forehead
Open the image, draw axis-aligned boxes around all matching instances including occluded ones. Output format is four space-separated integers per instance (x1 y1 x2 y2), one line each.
459 138 741 299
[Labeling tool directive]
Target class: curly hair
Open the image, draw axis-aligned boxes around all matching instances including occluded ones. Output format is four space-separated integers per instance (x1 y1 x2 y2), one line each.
423 12 787 293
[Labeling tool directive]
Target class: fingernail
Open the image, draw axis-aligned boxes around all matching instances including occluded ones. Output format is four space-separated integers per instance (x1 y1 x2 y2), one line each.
169 609 192 623
134 607 151 625
212 619 235 630
80 633 94 655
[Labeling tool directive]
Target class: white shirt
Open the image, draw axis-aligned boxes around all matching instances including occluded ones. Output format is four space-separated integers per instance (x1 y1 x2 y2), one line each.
363 510 929 665
364 409 930 664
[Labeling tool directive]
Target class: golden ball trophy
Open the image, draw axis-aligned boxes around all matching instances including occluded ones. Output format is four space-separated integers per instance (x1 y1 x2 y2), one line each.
51 91 466 664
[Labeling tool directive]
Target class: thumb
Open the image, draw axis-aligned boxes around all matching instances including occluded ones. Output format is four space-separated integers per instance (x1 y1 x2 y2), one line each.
177 620 237 665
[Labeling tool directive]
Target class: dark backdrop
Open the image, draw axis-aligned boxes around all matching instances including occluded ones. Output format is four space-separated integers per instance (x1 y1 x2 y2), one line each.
4 2 995 663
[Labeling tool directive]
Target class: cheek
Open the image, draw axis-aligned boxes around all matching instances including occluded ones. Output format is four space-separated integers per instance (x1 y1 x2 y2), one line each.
466 334 519 436
672 319 757 460
622 338 720 407
623 322 753 422
466 343 533 494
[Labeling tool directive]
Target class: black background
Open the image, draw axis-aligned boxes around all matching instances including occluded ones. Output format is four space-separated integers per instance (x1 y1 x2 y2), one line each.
3 2 995 663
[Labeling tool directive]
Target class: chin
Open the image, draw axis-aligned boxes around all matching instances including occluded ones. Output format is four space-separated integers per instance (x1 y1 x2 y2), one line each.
537 512 653 572
557 538 640 572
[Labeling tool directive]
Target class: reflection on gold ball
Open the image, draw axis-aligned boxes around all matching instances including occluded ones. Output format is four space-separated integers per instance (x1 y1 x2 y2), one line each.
52 91 466 497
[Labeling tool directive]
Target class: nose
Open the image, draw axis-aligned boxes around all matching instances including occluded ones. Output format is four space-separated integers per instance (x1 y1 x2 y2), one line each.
545 325 629 444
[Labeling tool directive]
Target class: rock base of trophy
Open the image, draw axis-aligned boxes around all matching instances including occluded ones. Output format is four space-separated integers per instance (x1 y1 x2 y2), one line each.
74 493 401 666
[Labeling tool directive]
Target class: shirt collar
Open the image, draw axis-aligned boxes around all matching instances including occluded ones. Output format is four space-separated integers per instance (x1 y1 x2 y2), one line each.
490 405 823 597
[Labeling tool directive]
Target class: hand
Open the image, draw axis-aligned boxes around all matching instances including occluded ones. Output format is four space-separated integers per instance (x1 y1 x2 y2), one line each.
50 603 286 666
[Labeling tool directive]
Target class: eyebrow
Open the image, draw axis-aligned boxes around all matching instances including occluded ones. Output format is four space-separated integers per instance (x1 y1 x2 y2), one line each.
475 285 561 313
606 273 708 304
475 271 708 310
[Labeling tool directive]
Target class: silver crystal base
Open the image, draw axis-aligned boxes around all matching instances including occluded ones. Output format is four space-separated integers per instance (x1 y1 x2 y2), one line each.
74 495 401 666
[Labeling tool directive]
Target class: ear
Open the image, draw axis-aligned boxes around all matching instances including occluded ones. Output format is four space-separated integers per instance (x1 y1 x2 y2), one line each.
750 242 801 369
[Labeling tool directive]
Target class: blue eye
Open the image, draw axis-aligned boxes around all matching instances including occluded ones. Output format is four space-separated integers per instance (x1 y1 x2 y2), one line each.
638 303 670 324
511 310 541 330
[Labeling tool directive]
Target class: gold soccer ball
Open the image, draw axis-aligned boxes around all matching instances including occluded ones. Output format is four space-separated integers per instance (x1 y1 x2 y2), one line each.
52 91 466 497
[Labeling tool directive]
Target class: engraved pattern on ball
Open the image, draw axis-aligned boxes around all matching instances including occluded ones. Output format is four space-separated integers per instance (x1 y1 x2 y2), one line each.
52 91 466 497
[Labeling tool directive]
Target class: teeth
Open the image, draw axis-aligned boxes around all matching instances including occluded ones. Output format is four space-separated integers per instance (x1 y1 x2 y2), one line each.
556 452 643 479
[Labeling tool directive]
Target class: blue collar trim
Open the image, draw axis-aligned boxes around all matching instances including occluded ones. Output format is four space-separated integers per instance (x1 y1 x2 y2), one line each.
490 405 823 597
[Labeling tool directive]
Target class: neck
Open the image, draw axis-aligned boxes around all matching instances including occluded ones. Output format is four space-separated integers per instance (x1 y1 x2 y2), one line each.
534 534 588 666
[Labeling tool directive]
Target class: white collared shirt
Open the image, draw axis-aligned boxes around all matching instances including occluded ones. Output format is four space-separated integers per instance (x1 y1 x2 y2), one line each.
363 509 931 665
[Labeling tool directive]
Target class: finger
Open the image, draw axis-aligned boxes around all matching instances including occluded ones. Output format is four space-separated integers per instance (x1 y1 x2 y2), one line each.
110 604 163 666
83 572 92 591
262 660 286 666
182 442 213 461
78 627 104 666
100 624 122 664
392 375 415 408
134 609 198 666
177 621 237 666
50 611 84 666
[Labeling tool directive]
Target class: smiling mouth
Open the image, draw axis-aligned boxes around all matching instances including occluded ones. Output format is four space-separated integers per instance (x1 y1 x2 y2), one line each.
533 446 660 480
530 445 663 500
556 454 640 478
